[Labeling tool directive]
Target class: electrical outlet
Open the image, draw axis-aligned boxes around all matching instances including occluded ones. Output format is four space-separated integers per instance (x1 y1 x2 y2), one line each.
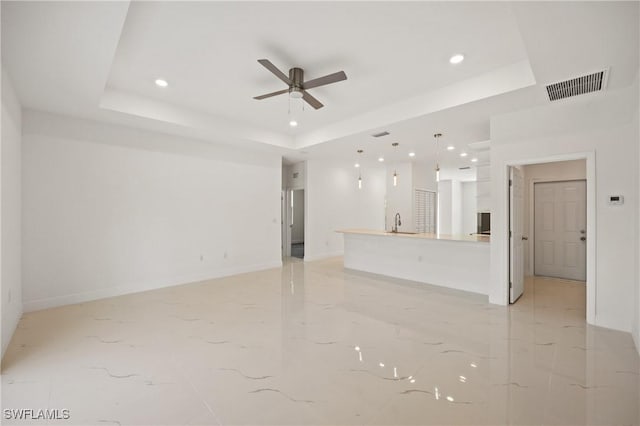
418 256 423 262
200 255 204 262
223 251 228 259
8 290 12 303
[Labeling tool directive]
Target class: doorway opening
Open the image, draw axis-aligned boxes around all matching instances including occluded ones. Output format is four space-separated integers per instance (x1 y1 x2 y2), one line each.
281 161 306 260
290 189 305 259
507 158 590 320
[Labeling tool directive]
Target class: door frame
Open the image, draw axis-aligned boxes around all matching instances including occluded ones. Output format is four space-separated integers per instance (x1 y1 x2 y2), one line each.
531 178 587 280
282 189 293 258
502 152 595 325
508 166 525 304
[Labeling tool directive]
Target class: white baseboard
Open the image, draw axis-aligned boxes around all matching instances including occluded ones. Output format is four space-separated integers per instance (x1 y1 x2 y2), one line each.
592 315 632 334
23 260 283 313
1 303 23 362
303 251 343 262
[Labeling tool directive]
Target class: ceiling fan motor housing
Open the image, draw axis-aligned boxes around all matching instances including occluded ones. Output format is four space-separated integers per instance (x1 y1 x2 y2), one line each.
289 68 304 98
289 67 304 86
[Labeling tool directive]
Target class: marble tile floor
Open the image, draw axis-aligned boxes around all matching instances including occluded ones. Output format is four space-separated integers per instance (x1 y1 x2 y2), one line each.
1 257 639 425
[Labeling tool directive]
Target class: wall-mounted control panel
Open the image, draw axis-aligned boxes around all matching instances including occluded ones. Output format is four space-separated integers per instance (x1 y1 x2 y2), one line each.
608 195 624 205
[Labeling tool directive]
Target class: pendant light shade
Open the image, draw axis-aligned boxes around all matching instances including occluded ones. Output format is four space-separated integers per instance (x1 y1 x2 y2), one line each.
434 133 442 182
392 142 399 187
356 149 364 189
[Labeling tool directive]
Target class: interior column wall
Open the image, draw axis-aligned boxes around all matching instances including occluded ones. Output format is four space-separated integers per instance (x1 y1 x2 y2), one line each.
1 68 23 359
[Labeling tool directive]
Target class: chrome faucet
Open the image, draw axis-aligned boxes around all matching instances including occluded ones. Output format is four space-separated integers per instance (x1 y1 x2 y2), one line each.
393 213 402 233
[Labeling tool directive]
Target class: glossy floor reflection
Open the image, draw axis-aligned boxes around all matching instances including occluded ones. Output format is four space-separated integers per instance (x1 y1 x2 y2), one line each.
2 258 639 425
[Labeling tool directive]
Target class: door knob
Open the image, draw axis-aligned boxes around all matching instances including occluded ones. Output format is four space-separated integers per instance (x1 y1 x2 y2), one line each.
522 236 528 241
580 236 586 241
580 230 586 234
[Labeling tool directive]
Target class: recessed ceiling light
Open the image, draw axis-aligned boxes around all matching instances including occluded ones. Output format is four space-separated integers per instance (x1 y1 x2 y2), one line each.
471 158 478 162
378 157 384 162
155 79 168 87
408 152 416 157
354 163 360 168
460 152 468 157
289 120 298 127
447 145 455 151
449 54 464 64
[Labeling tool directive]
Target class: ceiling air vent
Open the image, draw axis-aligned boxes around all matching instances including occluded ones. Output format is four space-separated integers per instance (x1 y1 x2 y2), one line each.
371 131 390 138
459 166 471 170
545 70 607 101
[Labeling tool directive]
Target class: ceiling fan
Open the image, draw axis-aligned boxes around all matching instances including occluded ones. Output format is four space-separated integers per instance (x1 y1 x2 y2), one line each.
253 59 347 110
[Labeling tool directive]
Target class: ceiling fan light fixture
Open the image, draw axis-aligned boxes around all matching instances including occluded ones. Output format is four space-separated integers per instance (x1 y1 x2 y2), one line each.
449 54 465 64
290 88 304 99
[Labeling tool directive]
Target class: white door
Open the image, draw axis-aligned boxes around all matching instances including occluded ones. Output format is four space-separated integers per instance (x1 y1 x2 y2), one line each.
281 191 287 258
509 167 525 303
534 180 586 281
281 190 293 258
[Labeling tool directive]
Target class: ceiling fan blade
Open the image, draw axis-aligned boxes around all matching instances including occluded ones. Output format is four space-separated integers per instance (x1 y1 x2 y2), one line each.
302 71 347 90
302 91 324 109
253 88 289 100
257 59 291 85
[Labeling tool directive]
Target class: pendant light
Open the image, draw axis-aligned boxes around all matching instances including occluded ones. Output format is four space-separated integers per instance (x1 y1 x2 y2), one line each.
391 142 399 186
434 133 442 182
356 149 363 189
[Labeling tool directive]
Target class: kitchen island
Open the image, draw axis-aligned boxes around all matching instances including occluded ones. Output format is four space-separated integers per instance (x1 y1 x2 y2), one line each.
337 229 490 295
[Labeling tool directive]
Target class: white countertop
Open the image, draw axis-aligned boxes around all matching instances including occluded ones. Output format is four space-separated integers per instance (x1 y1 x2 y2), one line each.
336 228 490 243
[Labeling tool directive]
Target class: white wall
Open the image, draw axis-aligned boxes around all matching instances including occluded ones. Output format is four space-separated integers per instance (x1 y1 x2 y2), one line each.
522 160 586 276
1 68 23 359
386 162 414 232
305 159 385 261
437 180 465 235
451 180 462 235
22 111 282 312
490 86 638 333
283 161 305 190
461 181 477 235
476 165 491 212
437 180 452 234
412 160 438 192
